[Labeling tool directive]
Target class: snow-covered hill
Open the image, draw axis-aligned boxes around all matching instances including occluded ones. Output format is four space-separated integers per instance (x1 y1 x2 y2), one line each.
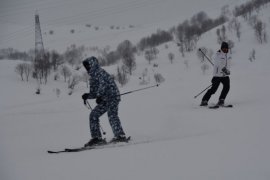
1 0 270 180
1 0 247 52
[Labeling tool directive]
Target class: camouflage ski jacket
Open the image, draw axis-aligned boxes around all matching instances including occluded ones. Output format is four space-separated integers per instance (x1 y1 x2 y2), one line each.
83 57 120 102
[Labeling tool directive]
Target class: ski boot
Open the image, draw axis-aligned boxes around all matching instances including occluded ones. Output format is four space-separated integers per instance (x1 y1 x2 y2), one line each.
110 135 130 143
200 101 208 107
217 99 225 106
84 138 106 147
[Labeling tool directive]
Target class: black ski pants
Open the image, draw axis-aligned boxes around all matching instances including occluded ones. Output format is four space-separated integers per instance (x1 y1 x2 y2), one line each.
202 76 230 102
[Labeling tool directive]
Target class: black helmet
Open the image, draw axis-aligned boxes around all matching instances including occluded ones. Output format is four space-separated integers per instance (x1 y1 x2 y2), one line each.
221 42 229 49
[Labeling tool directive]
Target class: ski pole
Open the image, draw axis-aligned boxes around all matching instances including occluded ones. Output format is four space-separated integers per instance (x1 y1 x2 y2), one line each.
83 84 159 134
198 48 214 66
99 124 106 135
83 84 159 105
194 84 212 99
119 84 159 96
84 100 92 110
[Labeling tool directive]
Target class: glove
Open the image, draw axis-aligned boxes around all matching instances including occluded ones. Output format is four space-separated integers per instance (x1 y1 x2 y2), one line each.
96 97 104 104
222 67 230 75
82 93 89 100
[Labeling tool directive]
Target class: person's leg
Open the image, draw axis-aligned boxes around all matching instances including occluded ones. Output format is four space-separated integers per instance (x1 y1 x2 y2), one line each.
201 77 221 103
89 103 107 139
107 100 125 137
219 76 230 102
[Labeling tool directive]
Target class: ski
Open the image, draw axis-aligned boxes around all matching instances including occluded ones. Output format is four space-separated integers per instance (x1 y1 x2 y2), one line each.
209 104 233 109
48 136 131 154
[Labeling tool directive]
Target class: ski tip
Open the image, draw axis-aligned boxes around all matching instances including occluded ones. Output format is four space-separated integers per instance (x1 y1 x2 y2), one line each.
208 104 233 109
47 150 56 154
47 150 66 154
209 106 219 109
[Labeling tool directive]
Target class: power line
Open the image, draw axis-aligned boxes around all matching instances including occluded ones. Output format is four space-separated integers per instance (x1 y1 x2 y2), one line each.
43 0 165 26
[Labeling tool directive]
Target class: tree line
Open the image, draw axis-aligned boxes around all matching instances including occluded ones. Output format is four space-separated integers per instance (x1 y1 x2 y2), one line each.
6 0 270 88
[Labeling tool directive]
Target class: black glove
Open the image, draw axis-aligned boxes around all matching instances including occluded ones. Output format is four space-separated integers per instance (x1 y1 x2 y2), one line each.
222 67 230 75
96 97 104 104
82 93 89 101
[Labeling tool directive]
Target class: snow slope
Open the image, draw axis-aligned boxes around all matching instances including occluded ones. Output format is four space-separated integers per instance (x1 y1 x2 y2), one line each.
1 1 270 180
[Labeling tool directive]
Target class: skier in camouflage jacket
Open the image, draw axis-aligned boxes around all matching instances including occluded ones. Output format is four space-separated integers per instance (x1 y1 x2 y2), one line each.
82 56 126 146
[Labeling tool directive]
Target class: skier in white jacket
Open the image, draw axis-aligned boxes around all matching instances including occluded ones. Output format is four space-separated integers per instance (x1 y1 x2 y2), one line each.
200 42 231 106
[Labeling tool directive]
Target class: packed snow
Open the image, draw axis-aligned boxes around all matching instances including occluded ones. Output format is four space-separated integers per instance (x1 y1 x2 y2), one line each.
1 0 270 180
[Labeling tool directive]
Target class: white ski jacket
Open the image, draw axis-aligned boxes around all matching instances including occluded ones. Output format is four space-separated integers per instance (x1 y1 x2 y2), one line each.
213 50 232 77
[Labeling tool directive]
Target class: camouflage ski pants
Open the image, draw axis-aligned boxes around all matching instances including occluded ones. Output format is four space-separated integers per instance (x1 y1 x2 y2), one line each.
89 99 125 138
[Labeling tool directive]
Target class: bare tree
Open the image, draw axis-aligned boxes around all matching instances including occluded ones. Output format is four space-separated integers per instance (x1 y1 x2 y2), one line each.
117 40 134 59
33 52 51 84
221 25 227 42
154 73 165 84
216 28 222 44
150 47 159 59
145 50 155 64
104 51 120 66
233 0 269 19
137 29 172 51
197 48 212 74
229 18 241 41
51 50 64 71
123 55 136 75
168 52 175 64
179 43 185 57
236 23 241 42
64 44 84 67
248 15 258 28
228 40 235 54
56 88 61 97
216 25 227 44
116 65 128 86
254 20 267 44
249 49 256 62
117 40 136 75
140 68 149 85
15 63 32 81
24 63 32 82
15 63 25 81
43 52 51 84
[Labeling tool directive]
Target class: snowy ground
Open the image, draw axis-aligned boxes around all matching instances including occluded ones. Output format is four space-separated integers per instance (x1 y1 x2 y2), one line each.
1 0 270 180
